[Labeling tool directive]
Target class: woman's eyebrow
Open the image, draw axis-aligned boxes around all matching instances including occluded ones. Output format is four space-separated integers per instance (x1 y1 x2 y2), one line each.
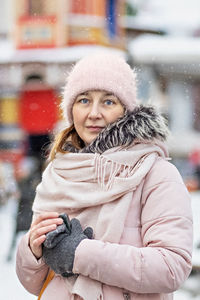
104 93 115 97
78 92 89 96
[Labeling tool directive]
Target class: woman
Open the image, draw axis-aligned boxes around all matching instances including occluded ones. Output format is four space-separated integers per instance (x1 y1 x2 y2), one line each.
16 53 193 300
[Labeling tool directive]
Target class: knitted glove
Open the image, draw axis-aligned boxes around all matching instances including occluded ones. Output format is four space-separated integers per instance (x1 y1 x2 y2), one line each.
42 213 93 277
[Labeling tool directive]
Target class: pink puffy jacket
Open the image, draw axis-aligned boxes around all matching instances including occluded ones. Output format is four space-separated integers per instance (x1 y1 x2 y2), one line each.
16 157 193 300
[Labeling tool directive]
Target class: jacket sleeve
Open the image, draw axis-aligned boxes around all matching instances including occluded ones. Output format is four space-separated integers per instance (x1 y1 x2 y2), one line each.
16 231 49 296
73 159 193 294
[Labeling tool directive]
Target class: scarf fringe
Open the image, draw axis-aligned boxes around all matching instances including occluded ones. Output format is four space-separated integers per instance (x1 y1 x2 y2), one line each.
70 275 104 300
94 154 122 190
71 294 103 300
94 153 149 190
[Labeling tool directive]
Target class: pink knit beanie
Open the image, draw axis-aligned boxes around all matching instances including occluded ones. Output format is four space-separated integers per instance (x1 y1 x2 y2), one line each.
62 52 138 124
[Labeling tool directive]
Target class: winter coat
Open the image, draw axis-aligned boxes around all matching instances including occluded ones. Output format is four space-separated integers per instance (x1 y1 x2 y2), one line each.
16 106 193 300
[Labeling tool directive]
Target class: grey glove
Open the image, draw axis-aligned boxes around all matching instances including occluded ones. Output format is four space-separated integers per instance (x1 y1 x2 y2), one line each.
42 213 93 277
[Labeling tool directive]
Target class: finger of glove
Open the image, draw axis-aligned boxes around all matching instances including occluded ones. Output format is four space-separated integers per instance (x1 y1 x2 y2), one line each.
59 213 71 233
43 223 68 248
70 218 83 234
83 227 93 239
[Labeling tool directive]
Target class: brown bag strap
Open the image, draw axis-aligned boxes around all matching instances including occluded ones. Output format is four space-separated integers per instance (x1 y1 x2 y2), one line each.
38 270 55 300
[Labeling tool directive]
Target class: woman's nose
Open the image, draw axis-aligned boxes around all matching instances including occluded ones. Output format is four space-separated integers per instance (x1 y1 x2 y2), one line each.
88 104 101 118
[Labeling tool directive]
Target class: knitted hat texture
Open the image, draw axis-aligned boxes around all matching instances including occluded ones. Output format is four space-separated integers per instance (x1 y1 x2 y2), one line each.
62 52 138 124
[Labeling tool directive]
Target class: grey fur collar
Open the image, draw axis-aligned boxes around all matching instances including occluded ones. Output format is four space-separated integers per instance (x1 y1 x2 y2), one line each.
65 105 169 154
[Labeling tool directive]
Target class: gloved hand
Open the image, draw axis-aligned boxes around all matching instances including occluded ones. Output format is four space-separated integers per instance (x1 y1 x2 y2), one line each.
42 213 93 277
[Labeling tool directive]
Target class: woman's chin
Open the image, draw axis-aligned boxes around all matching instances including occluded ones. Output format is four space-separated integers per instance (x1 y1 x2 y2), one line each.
83 135 99 146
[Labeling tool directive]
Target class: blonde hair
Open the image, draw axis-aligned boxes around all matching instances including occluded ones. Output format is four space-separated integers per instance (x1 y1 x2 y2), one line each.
49 125 84 161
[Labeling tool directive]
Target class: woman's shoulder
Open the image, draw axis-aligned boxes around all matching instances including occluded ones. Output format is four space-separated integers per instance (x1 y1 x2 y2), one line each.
144 156 185 190
141 157 191 219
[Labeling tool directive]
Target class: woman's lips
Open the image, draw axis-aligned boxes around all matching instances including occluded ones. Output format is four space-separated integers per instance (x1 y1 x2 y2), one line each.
86 126 104 133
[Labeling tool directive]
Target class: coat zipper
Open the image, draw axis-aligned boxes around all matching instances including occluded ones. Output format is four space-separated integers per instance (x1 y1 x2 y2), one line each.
123 292 131 300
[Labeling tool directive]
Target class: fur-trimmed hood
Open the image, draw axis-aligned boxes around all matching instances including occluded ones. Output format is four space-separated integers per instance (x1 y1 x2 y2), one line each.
65 105 169 154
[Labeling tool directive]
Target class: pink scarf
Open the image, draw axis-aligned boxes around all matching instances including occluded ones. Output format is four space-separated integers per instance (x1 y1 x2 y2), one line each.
33 142 168 300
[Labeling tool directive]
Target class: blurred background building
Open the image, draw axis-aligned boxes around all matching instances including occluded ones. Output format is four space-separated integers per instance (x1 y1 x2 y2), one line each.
0 1 200 298
0 0 126 182
0 0 200 186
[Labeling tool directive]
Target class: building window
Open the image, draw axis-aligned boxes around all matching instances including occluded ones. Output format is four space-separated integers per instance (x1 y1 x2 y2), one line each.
28 0 44 16
192 83 200 132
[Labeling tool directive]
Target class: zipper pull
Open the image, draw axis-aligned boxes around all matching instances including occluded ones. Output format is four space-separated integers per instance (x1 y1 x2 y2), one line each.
123 292 131 300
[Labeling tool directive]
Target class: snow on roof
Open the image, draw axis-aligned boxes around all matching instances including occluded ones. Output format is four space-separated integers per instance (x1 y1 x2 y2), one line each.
128 0 200 35
129 34 200 64
0 41 126 64
122 16 166 34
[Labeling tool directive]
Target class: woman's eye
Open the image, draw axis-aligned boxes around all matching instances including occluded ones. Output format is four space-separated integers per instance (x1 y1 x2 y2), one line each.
79 98 89 104
104 99 114 105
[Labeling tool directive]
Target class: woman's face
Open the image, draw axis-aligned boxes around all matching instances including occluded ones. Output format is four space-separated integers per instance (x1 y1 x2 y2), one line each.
72 90 125 145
